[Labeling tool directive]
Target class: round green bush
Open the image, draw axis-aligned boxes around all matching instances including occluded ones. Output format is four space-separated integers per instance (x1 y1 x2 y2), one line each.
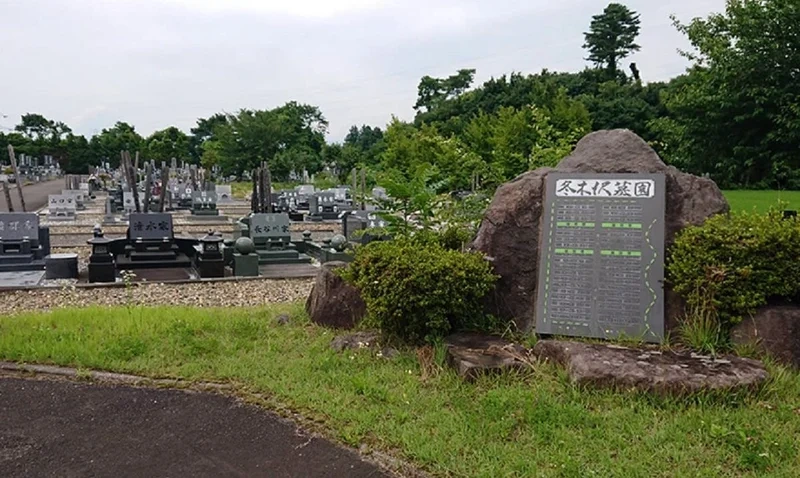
340 238 498 344
668 209 800 327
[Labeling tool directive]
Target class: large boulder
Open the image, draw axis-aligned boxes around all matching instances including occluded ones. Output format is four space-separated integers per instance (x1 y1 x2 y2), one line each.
731 305 800 368
472 129 729 331
305 261 366 329
444 332 534 381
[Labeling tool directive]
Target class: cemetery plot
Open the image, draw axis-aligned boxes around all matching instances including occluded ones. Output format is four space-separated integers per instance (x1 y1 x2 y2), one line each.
215 185 233 202
0 212 48 273
535 173 666 343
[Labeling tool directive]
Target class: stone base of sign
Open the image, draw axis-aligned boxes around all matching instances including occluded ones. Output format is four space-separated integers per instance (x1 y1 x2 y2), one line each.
731 305 800 368
0 270 45 287
534 340 769 396
444 332 533 381
45 253 79 280
233 253 259 277
306 261 366 329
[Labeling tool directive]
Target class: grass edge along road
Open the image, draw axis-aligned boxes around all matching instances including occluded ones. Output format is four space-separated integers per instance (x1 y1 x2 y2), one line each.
1 305 799 477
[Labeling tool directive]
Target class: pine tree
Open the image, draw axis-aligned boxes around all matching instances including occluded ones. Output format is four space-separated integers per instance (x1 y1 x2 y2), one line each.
583 3 641 77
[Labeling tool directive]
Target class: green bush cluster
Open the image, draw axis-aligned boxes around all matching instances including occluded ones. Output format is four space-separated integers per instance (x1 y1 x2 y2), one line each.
341 238 498 344
668 210 800 328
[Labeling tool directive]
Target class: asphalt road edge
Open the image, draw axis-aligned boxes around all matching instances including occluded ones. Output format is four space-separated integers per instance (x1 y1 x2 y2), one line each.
0 361 428 478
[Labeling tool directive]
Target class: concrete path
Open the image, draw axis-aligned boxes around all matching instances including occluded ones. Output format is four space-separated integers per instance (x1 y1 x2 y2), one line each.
0 179 65 213
0 377 390 477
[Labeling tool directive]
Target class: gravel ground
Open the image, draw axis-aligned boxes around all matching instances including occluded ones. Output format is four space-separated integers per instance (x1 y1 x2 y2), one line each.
0 278 313 315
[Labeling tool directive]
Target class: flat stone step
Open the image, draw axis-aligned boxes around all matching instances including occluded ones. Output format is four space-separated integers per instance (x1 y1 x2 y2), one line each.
534 340 769 396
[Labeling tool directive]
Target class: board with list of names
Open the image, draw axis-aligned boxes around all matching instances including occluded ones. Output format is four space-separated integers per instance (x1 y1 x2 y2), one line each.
535 173 666 343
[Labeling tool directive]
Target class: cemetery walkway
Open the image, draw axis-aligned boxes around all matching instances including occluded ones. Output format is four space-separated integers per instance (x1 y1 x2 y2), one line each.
0 179 65 213
0 376 389 477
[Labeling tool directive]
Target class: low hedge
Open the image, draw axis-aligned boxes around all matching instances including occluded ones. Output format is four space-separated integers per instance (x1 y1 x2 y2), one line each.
668 209 800 328
340 237 498 344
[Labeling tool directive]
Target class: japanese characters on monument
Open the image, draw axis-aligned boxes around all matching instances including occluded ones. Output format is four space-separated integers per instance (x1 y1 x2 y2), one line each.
250 213 291 238
536 173 666 343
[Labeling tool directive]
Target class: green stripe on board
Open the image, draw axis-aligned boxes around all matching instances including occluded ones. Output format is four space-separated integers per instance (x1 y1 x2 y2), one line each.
555 248 594 255
600 250 642 257
601 223 643 229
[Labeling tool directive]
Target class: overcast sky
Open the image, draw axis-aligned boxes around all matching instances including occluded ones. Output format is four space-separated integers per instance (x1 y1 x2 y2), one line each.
0 0 725 141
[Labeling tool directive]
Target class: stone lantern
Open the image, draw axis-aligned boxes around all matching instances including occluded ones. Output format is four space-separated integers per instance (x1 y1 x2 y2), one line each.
196 231 224 278
87 228 115 283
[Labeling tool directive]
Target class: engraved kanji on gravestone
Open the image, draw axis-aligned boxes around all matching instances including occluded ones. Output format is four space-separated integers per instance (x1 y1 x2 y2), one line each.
192 190 217 206
48 194 77 217
536 173 665 343
367 213 387 229
250 213 291 239
0 213 39 240
128 213 173 240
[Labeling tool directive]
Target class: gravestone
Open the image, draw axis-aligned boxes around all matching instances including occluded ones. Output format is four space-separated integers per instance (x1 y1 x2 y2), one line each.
191 190 219 216
0 213 49 272
535 173 665 343
117 213 192 270
309 192 343 220
239 213 311 265
47 194 77 220
122 192 135 215
61 189 85 210
215 185 234 203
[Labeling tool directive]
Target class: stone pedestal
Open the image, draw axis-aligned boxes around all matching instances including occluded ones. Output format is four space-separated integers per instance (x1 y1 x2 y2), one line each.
233 253 259 277
88 234 116 283
196 233 225 278
45 253 79 280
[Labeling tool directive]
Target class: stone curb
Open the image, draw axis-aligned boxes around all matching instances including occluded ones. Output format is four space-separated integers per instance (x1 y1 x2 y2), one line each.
0 361 232 392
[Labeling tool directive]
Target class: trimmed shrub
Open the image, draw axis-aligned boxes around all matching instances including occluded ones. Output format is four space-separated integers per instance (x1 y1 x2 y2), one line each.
340 238 498 344
668 209 800 328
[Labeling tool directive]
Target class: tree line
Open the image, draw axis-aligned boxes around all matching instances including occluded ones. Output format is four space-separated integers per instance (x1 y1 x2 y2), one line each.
2 1 796 190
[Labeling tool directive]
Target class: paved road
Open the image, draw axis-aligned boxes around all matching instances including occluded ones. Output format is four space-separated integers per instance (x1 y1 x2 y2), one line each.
0 377 389 478
0 180 65 213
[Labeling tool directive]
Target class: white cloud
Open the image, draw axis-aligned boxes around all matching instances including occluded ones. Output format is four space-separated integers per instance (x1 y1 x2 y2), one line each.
159 0 388 18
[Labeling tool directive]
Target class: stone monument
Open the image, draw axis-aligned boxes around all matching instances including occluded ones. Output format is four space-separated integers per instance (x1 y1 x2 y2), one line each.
472 129 729 336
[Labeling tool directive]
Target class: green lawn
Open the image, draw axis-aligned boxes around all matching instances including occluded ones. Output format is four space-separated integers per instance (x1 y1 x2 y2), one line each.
1 305 799 477
723 190 800 213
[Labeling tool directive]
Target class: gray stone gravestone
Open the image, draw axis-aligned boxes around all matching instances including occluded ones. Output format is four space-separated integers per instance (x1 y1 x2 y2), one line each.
215 185 233 203
191 190 219 216
122 191 135 215
48 194 77 220
250 213 291 241
61 189 85 210
535 173 666 343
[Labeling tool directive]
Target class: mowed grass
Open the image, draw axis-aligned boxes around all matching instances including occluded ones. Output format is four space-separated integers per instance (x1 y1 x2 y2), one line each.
1 305 799 477
723 190 800 213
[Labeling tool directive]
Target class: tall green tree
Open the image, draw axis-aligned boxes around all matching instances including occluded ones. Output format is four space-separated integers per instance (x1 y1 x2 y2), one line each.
89 122 144 167
145 126 190 163
661 0 800 188
583 3 641 77
414 69 476 112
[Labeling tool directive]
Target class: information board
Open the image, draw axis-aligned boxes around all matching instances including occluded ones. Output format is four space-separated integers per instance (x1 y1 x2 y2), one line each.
535 173 665 343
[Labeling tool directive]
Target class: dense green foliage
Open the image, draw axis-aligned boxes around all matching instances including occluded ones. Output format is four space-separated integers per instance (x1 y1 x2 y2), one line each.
3 1 797 189
668 210 800 328
342 238 498 344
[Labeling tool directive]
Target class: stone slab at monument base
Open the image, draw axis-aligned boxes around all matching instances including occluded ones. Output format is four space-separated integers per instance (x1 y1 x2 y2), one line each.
0 257 46 272
0 270 45 288
444 332 533 381
115 253 192 270
88 262 116 283
534 340 768 396
255 248 312 266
